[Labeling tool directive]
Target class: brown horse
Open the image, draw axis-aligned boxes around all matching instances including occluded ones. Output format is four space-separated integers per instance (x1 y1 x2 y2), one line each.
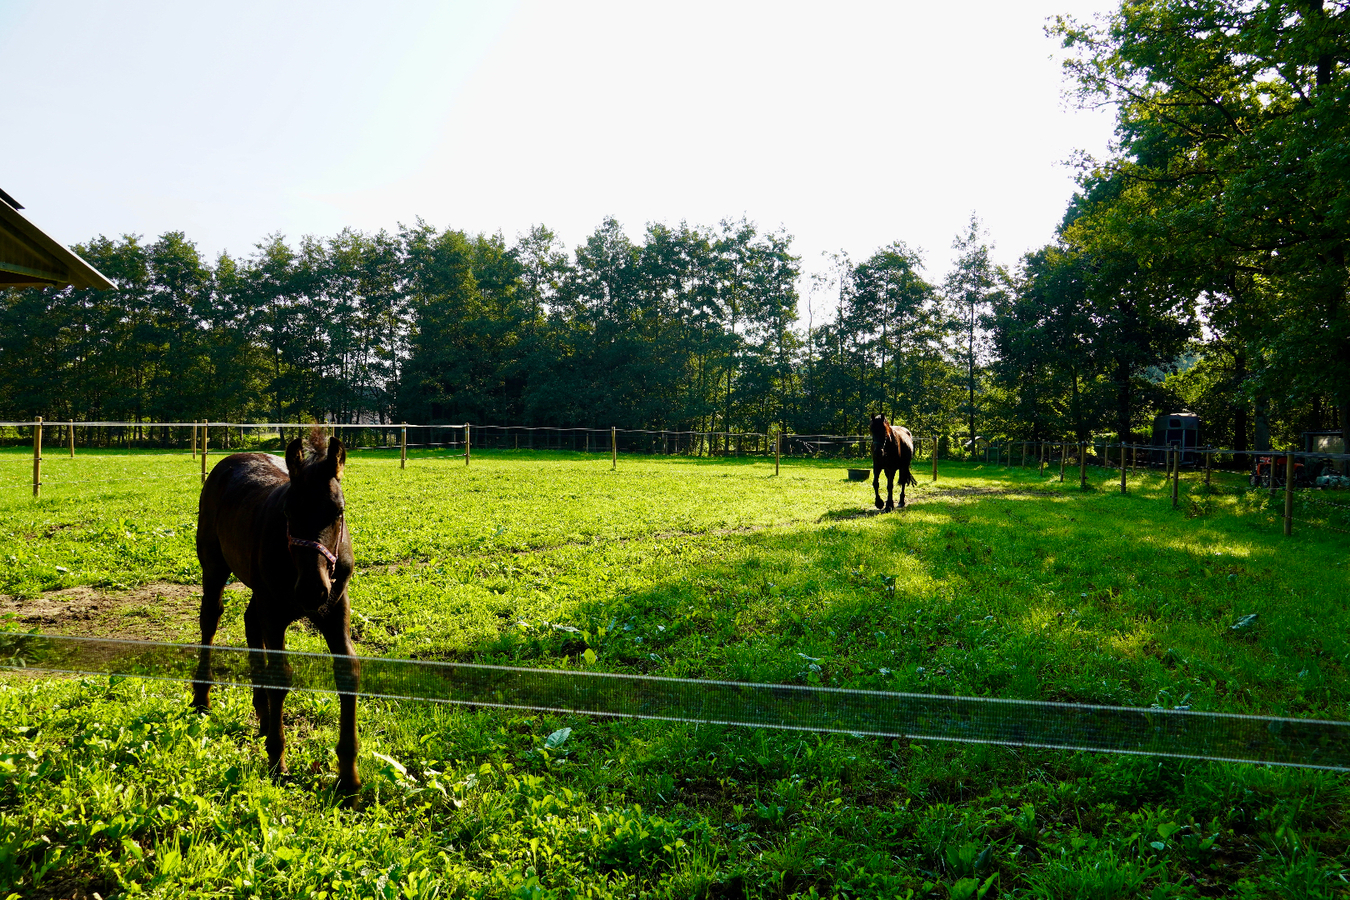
192 432 360 794
871 414 918 511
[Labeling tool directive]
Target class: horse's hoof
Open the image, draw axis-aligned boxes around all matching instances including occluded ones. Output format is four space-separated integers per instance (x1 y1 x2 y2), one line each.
874 499 884 510
190 701 210 715
884 503 895 512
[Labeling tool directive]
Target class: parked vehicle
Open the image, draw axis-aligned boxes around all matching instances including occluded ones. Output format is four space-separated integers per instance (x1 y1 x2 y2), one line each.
1249 454 1309 488
1150 412 1200 466
1301 430 1347 484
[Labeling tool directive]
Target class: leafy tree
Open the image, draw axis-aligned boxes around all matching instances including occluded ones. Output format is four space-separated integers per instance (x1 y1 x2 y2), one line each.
944 215 1006 453
1052 0 1350 451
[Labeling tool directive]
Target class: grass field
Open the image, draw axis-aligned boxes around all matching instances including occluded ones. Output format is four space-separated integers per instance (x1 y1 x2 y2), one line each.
1 447 1348 899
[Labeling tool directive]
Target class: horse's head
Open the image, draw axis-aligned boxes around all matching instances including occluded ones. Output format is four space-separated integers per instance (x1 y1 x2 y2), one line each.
870 414 889 446
283 435 347 613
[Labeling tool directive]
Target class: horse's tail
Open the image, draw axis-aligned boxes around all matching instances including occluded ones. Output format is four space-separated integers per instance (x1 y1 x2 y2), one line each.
903 468 919 487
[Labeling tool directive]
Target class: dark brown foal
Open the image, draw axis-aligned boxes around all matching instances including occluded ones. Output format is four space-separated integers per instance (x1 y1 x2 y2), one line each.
192 433 360 794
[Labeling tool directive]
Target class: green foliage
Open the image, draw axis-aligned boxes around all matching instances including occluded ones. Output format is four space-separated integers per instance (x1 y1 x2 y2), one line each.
1047 0 1350 451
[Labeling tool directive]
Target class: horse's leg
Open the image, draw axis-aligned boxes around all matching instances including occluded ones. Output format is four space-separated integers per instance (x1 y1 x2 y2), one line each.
885 467 896 512
321 622 362 794
191 554 229 712
261 620 293 779
899 469 908 508
243 601 271 736
873 462 884 510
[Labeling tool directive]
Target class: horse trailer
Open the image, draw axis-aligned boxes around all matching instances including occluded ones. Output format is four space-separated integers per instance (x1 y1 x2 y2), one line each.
1150 412 1200 466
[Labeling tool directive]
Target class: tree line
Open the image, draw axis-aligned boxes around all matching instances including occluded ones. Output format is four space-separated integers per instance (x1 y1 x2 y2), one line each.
2 0 1344 456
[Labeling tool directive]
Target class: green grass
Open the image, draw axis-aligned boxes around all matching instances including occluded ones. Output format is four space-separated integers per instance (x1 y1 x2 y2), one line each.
1 448 1348 898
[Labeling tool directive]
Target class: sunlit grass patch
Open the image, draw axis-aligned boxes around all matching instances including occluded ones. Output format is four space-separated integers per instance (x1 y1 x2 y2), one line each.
1 450 1348 897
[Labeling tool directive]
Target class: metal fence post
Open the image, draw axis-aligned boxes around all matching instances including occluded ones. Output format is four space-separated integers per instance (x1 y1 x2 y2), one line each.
775 431 780 476
612 426 617 470
401 423 407 469
32 417 42 498
932 438 938 481
465 423 471 466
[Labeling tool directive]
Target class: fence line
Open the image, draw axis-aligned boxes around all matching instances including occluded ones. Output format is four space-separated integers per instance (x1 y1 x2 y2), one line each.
4 421 1346 539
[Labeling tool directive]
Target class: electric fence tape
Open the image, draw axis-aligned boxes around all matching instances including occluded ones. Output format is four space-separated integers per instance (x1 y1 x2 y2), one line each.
3 634 1348 771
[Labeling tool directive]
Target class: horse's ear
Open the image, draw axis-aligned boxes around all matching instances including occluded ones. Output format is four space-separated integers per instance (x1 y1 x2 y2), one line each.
285 439 305 480
327 437 346 481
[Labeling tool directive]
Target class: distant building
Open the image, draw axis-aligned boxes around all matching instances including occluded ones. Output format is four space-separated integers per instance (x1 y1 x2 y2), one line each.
0 188 113 290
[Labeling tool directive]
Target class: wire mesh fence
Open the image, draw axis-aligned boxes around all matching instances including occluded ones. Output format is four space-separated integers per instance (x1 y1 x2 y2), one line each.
4 633 1349 771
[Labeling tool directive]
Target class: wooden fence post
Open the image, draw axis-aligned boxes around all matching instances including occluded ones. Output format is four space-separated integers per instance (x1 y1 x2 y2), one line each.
32 417 42 498
1079 442 1087 489
465 423 471 466
201 423 208 485
611 426 617 470
1205 449 1211 488
192 420 198 460
400 423 407 470
1120 446 1127 494
1284 453 1294 536
1172 446 1180 508
932 438 938 482
775 431 780 476
1021 442 1027 468
68 419 75 458
1038 442 1045 477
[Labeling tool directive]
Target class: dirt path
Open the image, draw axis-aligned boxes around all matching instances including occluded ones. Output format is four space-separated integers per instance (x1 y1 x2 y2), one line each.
0 582 247 641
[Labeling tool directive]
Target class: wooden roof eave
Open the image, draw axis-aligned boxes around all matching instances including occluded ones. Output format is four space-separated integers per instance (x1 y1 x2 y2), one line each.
0 199 115 290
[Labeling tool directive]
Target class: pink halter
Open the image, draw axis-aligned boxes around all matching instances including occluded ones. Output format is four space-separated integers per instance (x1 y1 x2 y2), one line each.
287 519 344 578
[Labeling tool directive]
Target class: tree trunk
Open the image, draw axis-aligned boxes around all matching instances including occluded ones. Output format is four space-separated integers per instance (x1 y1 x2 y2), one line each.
1232 350 1248 469
1115 357 1131 443
1254 392 1271 452
1340 398 1350 476
1071 368 1084 442
967 305 976 455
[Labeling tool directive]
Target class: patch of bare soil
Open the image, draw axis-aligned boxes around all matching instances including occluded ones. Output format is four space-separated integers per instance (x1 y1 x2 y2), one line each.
0 582 246 641
924 485 1058 501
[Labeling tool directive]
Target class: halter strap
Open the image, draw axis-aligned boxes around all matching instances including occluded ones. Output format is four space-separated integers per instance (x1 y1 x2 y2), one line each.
286 518 344 578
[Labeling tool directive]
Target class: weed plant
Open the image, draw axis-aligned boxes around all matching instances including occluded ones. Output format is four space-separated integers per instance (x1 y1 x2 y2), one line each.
0 448 1347 898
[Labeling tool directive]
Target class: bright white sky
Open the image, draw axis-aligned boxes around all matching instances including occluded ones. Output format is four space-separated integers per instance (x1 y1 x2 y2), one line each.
3 0 1118 307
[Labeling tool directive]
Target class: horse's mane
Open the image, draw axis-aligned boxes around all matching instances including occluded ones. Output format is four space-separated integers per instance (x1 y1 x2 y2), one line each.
306 426 329 460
